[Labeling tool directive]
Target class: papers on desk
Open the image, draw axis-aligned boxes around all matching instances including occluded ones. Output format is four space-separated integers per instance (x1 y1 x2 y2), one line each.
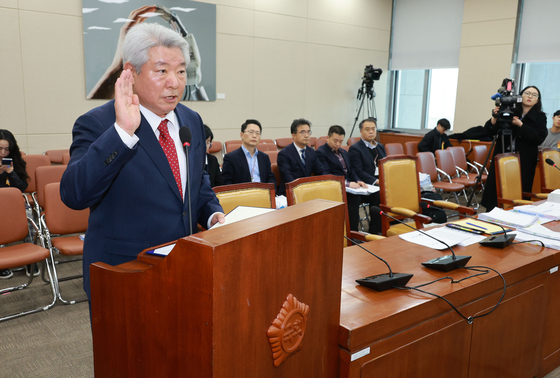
399 226 485 250
346 184 379 195
513 202 560 221
210 206 276 229
517 223 560 241
478 207 539 228
514 232 560 250
146 243 176 257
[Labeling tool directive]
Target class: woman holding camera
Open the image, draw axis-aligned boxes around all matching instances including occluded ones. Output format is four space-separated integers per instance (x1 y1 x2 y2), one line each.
480 86 548 211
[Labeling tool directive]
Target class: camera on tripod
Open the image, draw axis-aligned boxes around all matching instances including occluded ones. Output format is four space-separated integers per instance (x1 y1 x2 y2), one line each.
492 78 522 125
362 65 382 88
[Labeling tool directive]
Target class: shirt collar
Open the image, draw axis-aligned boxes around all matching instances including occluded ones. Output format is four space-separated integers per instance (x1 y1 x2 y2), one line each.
241 144 258 157
362 138 377 149
293 142 306 153
140 104 178 134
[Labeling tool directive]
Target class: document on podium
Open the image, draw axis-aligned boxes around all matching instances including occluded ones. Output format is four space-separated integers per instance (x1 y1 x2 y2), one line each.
211 206 276 229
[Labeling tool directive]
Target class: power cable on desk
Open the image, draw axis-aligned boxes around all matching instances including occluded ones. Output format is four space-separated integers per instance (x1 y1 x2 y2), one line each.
510 240 545 247
395 265 507 325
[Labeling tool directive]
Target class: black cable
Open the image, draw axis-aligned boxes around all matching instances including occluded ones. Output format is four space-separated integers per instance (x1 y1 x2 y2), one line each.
395 265 507 325
511 240 545 247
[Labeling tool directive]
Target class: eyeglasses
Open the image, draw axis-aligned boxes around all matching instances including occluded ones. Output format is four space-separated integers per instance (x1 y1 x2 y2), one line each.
206 141 213 148
523 91 539 98
298 130 312 136
363 127 377 133
245 130 261 136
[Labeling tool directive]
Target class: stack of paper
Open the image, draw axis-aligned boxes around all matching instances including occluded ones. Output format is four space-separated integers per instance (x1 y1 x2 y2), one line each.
517 223 560 241
478 207 539 228
346 184 380 195
513 202 560 221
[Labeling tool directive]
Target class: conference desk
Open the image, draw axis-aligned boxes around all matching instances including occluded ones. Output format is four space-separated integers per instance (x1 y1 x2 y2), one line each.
339 229 560 378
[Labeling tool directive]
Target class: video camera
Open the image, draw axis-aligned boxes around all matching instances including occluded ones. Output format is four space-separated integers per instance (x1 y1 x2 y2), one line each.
491 78 522 124
362 65 382 88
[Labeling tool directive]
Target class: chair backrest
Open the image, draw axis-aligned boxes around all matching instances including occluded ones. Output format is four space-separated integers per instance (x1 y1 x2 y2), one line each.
213 182 276 215
385 143 404 156
0 188 29 244
378 155 421 213
43 182 89 235
271 163 281 188
257 142 278 152
35 165 66 209
308 137 317 149
44 149 69 164
495 153 523 204
448 146 468 171
416 152 438 182
224 140 242 154
285 175 349 245
435 149 457 177
62 152 71 165
22 154 51 194
263 150 279 164
540 148 560 192
275 138 293 149
347 137 361 146
472 145 490 169
405 141 419 157
259 139 275 145
315 138 327 149
208 140 222 154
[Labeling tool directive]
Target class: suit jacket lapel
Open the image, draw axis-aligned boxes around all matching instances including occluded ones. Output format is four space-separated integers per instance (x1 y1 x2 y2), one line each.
136 116 182 201
291 144 305 173
239 149 252 182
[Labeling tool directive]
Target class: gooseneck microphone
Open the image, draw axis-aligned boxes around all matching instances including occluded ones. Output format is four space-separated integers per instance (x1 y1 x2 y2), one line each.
546 158 560 171
179 127 193 236
373 207 471 272
423 199 516 249
344 236 413 291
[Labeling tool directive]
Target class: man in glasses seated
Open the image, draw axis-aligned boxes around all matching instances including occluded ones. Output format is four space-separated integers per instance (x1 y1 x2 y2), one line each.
277 118 326 195
221 119 276 186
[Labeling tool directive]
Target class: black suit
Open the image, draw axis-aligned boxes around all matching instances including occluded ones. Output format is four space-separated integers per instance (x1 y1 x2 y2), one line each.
348 139 386 234
205 153 223 187
221 147 276 186
277 143 326 195
316 144 362 231
418 128 452 154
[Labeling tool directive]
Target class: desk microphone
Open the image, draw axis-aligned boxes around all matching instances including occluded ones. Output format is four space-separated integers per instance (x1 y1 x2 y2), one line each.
422 199 516 249
373 207 471 272
546 158 560 171
179 127 193 236
344 236 412 291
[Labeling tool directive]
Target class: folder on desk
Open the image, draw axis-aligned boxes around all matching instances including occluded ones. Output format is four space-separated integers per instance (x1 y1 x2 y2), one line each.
451 219 513 235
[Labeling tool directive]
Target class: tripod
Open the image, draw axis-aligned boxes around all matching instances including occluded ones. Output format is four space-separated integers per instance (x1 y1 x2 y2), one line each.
349 82 378 139
466 120 513 208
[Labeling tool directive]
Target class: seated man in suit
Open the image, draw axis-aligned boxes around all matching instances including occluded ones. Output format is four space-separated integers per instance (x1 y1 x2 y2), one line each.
277 118 326 195
317 125 368 231
204 125 223 187
348 117 386 234
418 118 453 154
221 119 276 186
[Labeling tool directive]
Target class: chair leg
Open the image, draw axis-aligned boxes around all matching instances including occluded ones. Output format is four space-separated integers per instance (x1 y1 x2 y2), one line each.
0 261 57 322
47 249 87 305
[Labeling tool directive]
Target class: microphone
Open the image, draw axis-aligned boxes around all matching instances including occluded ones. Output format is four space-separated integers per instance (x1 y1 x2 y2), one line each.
344 236 412 291
423 199 516 249
546 158 560 171
373 207 471 272
179 127 193 236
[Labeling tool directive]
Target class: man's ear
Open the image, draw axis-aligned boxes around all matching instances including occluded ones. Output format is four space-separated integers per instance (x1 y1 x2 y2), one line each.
123 62 135 73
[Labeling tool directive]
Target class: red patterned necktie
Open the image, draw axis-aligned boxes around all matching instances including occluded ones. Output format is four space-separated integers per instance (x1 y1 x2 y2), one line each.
158 119 183 199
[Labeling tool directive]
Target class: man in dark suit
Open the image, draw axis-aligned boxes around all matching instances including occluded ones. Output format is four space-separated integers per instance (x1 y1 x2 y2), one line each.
60 23 224 303
418 118 453 154
204 125 223 187
317 125 368 231
277 119 326 195
348 118 386 234
221 119 276 186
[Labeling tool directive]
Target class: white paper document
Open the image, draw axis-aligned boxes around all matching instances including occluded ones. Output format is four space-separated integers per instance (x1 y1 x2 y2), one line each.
514 202 560 221
211 206 276 229
399 226 478 250
346 184 380 195
514 232 560 250
478 207 539 228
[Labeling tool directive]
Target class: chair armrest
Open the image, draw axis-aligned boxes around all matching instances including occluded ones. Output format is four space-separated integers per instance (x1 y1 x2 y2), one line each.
455 166 470 178
365 234 386 241
522 192 548 200
388 206 432 224
513 199 533 205
436 168 454 183
429 199 477 215
349 230 371 242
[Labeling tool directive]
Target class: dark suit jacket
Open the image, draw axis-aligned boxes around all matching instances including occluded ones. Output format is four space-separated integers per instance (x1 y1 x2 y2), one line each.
277 143 326 195
316 143 360 183
418 128 452 153
221 147 276 185
348 139 387 184
206 153 223 187
60 101 223 299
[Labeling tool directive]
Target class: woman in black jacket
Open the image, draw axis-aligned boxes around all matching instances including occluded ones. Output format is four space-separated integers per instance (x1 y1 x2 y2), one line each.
0 129 28 193
480 85 548 211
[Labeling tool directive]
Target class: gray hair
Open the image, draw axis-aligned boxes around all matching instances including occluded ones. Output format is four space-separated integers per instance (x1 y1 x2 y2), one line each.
122 23 190 74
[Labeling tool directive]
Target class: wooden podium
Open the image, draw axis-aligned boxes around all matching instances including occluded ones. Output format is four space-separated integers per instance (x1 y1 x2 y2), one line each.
90 200 345 377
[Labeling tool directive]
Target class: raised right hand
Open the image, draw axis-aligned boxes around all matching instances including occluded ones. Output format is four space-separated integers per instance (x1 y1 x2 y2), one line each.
114 69 140 136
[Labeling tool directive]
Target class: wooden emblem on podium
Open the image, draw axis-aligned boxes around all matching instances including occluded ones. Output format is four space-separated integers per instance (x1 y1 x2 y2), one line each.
267 294 310 367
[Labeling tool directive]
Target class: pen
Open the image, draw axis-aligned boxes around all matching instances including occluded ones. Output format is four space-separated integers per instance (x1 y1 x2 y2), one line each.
445 224 483 235
466 222 487 230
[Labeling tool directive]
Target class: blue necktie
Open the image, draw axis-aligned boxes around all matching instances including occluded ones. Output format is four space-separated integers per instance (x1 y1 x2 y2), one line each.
301 148 306 168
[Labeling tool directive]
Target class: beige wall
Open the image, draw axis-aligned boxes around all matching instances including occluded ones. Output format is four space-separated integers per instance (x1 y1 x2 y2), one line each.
0 0 392 154
454 0 519 132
